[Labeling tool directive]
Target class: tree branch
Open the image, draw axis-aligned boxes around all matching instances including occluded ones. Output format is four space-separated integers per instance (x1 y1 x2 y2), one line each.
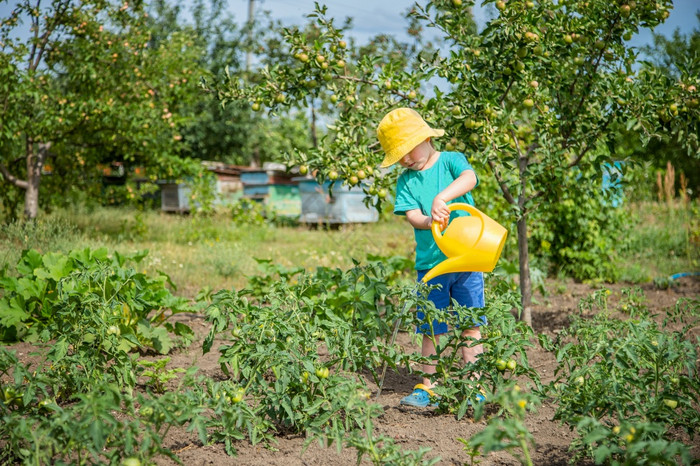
0 163 29 189
29 0 70 72
488 159 516 205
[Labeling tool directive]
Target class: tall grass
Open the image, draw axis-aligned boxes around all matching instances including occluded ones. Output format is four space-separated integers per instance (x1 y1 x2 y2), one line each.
618 201 699 282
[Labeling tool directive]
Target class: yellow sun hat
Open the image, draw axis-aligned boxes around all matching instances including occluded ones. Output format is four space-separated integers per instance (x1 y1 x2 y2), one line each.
377 108 445 168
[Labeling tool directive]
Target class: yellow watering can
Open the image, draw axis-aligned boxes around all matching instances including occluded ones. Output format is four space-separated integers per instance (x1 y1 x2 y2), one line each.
422 203 508 283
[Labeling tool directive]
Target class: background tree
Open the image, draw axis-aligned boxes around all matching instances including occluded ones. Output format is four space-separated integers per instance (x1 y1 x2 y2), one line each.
210 0 698 326
145 0 314 166
0 0 204 220
629 13 699 198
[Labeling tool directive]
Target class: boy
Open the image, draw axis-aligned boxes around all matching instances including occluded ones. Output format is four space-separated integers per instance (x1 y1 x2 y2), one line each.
377 107 485 407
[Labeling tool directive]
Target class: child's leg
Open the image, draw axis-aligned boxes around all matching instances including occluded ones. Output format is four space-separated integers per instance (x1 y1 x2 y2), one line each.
421 334 438 388
461 326 483 366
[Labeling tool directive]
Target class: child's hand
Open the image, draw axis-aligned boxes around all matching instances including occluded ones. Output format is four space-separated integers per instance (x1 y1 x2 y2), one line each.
430 215 448 231
431 197 450 227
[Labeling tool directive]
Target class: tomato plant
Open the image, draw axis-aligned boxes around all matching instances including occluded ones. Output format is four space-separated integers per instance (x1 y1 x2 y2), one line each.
540 288 700 463
461 382 541 466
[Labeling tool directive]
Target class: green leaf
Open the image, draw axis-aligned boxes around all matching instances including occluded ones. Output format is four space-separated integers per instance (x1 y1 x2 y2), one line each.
0 296 30 328
36 252 72 281
593 444 612 464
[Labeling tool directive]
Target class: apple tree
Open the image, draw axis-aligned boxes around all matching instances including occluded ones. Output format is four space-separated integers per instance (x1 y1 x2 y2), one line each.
0 0 206 220
208 0 698 325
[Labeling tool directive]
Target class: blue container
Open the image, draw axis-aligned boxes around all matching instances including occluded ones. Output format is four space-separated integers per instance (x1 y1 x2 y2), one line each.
240 171 273 185
296 178 378 224
602 162 624 207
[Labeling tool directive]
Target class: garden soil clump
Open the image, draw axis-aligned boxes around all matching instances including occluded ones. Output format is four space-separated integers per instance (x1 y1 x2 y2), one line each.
11 277 700 465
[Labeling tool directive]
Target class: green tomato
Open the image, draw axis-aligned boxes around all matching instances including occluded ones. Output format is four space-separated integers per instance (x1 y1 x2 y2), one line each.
506 359 517 371
496 359 507 372
3 387 17 403
663 399 678 409
121 458 141 466
231 388 245 403
38 398 54 411
316 367 329 379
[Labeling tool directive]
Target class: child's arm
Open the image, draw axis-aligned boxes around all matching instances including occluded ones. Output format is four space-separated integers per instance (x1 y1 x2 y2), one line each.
431 169 477 224
405 209 438 230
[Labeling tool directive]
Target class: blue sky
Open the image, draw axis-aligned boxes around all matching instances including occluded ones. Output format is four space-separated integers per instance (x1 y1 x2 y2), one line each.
223 0 699 50
1 0 696 48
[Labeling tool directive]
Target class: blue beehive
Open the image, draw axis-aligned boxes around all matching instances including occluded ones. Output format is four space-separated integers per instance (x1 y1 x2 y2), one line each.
240 168 301 217
296 178 378 224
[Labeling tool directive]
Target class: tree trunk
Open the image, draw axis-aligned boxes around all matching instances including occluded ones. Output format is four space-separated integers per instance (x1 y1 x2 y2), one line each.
517 214 532 327
310 103 318 148
23 141 50 220
517 149 532 327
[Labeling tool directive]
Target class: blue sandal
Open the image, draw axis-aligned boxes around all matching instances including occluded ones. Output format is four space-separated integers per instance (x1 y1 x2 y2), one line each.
468 391 486 406
400 384 438 408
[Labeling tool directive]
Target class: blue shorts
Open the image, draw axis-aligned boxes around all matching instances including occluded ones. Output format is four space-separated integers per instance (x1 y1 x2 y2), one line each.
415 270 487 335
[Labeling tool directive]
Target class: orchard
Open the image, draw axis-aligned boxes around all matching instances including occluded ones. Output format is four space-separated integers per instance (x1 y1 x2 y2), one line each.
1 0 699 465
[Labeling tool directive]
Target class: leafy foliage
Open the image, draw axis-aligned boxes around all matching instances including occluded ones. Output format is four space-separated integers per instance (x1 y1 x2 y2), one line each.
0 247 195 355
0 0 207 219
540 288 700 463
530 167 630 282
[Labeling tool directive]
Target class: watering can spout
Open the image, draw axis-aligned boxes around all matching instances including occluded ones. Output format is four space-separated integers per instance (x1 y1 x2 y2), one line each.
422 256 476 283
421 203 507 283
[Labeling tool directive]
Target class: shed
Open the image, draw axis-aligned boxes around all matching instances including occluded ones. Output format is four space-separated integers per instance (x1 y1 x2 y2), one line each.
296 178 378 224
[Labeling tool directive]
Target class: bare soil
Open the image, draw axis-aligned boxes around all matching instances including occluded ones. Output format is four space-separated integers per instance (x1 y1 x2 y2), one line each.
8 277 700 465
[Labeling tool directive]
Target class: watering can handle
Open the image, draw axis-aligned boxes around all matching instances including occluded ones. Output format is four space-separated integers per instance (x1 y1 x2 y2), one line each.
432 202 484 248
431 203 484 239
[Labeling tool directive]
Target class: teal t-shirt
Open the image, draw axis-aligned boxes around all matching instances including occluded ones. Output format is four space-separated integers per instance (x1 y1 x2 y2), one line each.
393 151 478 270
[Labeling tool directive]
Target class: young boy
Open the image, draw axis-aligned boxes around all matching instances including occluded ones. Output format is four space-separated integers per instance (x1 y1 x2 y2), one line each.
377 107 485 408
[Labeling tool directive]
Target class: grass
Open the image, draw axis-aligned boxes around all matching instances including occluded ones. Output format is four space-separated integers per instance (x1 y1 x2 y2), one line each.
618 201 699 282
0 206 413 298
0 200 696 298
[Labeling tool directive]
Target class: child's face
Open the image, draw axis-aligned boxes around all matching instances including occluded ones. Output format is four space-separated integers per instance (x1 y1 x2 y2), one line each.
398 139 434 171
